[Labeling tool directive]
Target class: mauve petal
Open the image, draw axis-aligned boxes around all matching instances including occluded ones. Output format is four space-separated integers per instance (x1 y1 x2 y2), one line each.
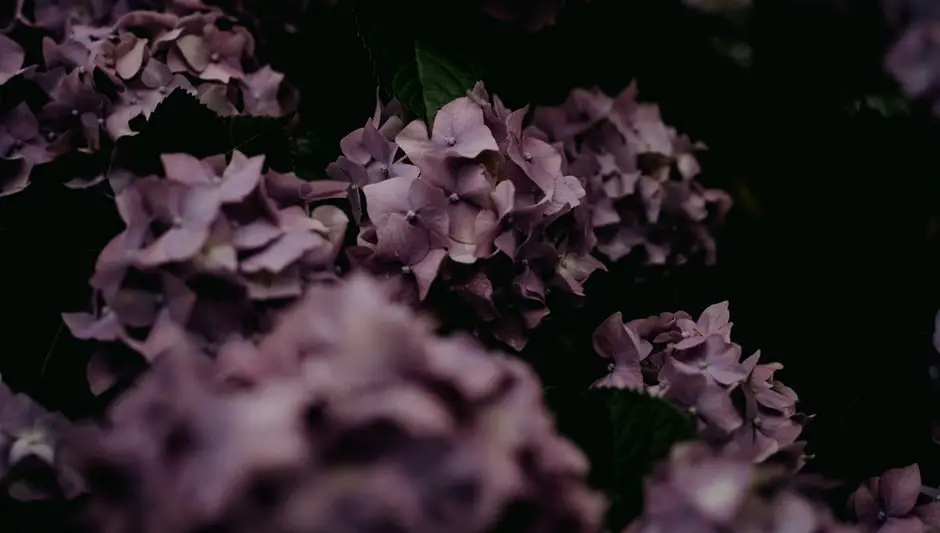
408 176 448 208
161 153 216 185
115 37 147 80
509 136 562 194
87 351 124 397
232 220 282 250
0 34 25 84
62 311 123 342
681 461 752 522
135 226 211 267
339 127 370 165
591 363 643 390
914 502 940 532
240 231 324 274
219 152 265 203
139 59 172 89
592 313 627 361
196 84 236 117
699 387 743 433
126 309 187 361
878 517 925 533
5 103 40 141
432 97 499 159
390 162 420 179
363 176 412 222
176 34 210 72
411 248 446 301
361 119 395 163
107 289 161 327
375 213 430 265
395 119 433 159
881 465 922 516
303 180 349 202
326 156 372 188
246 269 304 301
674 335 707 351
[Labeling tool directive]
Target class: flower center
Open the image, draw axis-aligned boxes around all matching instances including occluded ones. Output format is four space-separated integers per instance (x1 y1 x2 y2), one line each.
522 151 533 162
448 193 459 203
210 52 220 62
443 136 456 147
400 265 412 275
405 209 417 222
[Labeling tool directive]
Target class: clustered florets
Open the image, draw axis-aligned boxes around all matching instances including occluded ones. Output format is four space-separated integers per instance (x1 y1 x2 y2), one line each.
70 275 605 533
0 379 83 501
62 150 349 395
0 0 297 195
329 82 729 351
532 82 732 267
591 301 810 464
848 463 940 533
627 441 858 533
329 84 604 350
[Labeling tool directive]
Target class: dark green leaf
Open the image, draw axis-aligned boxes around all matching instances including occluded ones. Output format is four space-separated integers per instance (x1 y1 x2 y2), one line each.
392 41 482 122
350 2 484 122
113 89 293 176
547 387 695 531
114 89 227 176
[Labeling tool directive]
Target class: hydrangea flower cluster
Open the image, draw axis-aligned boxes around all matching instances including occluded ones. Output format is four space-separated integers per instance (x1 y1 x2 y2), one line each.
0 0 297 195
328 84 604 350
62 150 348 395
626 441 858 533
328 83 730 350
591 301 810 464
0 379 83 502
848 464 940 533
532 83 733 266
69 275 605 533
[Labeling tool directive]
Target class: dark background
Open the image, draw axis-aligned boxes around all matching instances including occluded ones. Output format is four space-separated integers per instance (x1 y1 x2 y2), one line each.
1 0 938 503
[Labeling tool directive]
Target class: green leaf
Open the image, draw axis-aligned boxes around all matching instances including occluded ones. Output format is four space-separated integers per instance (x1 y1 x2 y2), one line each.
114 89 294 176
392 41 482 122
547 387 695 531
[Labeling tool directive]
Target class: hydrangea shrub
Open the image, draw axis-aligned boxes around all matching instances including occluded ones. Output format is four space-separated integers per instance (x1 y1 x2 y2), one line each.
0 1 932 533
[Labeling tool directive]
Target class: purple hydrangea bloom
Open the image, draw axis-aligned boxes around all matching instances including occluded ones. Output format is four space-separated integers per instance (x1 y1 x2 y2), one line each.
63 151 348 395
330 84 604 350
532 82 732 267
849 464 940 533
626 441 860 533
0 380 83 501
68 275 605 533
0 0 300 193
591 301 811 464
